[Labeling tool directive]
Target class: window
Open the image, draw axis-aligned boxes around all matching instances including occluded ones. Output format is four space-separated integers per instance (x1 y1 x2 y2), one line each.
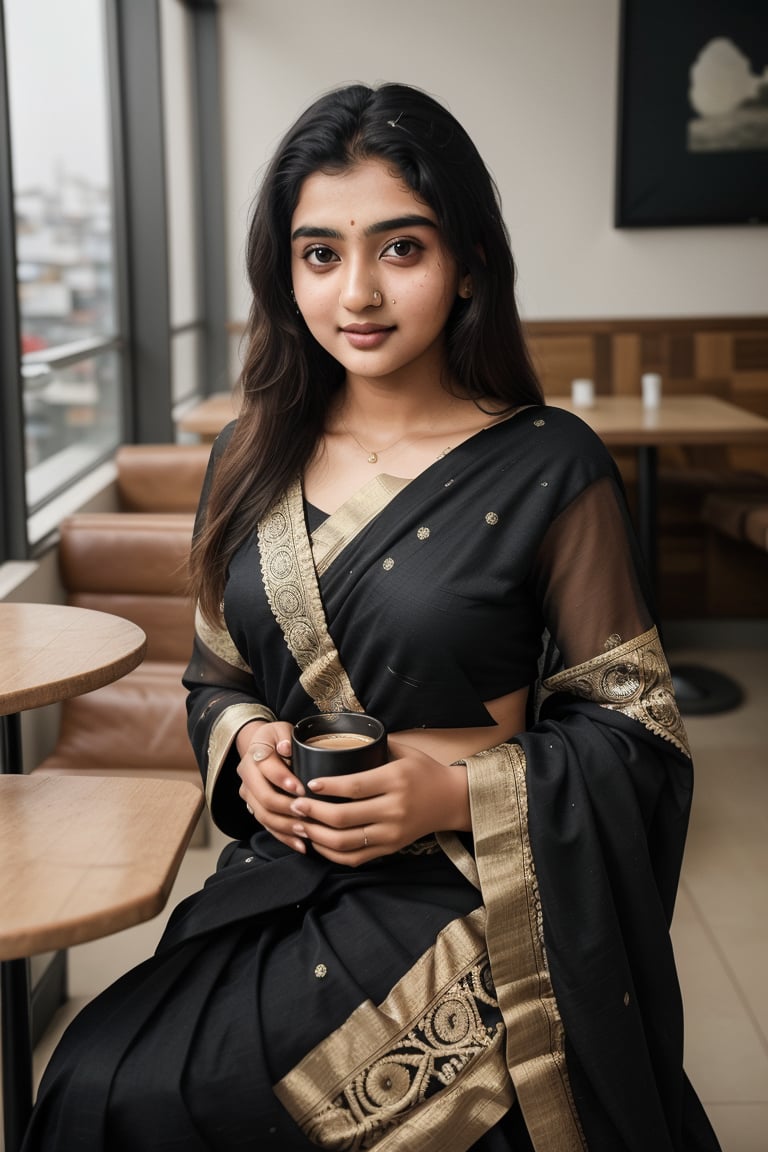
4 0 123 523
0 0 226 562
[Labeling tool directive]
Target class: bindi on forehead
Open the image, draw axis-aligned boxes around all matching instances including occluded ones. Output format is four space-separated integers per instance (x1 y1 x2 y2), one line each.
350 220 355 227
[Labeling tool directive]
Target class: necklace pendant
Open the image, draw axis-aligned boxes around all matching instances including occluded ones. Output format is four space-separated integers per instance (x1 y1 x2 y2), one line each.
367 452 378 463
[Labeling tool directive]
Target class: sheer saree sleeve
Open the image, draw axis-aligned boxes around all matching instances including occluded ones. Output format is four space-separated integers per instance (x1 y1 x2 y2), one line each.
530 473 688 757
182 421 276 838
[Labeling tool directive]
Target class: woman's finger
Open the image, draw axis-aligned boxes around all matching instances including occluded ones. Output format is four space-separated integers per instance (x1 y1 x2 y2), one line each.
240 743 305 799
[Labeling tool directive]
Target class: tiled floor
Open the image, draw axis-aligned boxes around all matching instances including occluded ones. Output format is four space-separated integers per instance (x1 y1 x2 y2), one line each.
10 646 768 1150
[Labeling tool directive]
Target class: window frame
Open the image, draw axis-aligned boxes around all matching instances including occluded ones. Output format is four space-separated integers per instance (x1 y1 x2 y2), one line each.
0 0 225 564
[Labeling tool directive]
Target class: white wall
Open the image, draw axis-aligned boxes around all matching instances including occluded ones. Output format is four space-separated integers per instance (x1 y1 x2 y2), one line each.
219 0 767 326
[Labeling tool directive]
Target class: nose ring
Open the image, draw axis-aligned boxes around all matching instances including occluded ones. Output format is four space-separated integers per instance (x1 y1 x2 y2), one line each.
372 290 382 306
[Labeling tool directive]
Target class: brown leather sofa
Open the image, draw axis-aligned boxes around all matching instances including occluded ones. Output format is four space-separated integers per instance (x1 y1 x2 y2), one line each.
34 445 212 791
33 512 200 791
114 442 210 513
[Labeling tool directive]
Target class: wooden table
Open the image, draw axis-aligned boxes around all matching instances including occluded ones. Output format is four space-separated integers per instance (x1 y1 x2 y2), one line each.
0 774 203 960
0 602 146 715
0 602 146 1152
549 394 768 713
177 390 240 440
548 394 768 587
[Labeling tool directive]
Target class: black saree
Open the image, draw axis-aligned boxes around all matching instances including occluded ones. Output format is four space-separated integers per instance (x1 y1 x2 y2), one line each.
22 406 720 1152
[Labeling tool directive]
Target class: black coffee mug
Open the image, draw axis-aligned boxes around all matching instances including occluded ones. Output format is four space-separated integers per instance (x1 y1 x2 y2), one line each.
291 712 387 802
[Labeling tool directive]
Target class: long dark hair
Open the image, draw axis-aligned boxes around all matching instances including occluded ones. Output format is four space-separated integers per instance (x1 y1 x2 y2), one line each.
191 82 543 621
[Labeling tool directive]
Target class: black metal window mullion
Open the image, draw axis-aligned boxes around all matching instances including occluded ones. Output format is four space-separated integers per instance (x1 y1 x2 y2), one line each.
0 2 27 562
115 0 173 443
191 0 228 396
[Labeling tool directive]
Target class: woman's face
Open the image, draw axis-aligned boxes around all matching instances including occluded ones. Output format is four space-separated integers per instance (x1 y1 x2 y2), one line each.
290 158 462 387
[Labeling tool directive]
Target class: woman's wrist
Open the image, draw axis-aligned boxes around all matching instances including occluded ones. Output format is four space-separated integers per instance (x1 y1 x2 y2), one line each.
236 719 269 758
447 761 472 832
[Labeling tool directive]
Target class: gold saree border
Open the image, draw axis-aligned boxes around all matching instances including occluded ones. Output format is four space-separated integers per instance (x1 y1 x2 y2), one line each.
206 702 277 812
274 908 515 1151
192 605 277 815
194 604 251 673
258 478 364 714
311 473 410 577
453 744 588 1152
543 625 690 757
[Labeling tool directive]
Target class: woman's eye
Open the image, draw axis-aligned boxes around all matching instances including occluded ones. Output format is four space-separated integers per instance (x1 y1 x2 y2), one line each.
305 246 338 266
383 238 420 259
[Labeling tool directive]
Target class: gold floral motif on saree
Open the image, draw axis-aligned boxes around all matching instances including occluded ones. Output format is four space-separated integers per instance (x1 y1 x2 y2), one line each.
275 910 515 1151
543 625 690 757
258 479 364 714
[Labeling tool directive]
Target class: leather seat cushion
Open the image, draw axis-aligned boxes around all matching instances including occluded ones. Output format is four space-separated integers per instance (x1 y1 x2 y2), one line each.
38 662 198 776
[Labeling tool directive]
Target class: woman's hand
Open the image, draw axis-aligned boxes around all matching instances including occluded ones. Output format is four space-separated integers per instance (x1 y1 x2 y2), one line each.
285 738 470 867
236 720 309 854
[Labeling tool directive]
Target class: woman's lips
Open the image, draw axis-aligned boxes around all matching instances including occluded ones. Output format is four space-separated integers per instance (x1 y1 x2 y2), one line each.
341 324 394 350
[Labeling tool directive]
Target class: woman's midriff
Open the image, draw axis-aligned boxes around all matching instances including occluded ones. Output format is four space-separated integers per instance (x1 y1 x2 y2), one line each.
390 685 528 764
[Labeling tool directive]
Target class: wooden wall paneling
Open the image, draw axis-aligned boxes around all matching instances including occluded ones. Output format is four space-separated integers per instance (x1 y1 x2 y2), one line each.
593 334 612 395
731 371 768 416
667 334 695 381
610 333 642 395
694 331 732 382
640 332 666 376
733 335 768 372
527 335 595 395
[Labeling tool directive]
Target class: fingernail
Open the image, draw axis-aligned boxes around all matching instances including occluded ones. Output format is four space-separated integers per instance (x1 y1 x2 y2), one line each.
282 777 298 793
292 824 307 838
291 800 309 816
293 839 306 854
276 739 292 755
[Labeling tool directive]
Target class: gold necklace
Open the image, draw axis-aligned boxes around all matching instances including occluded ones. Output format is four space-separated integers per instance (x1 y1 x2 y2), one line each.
341 419 411 463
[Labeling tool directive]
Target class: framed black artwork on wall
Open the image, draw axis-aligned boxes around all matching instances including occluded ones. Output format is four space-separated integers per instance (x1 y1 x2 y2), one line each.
615 0 768 227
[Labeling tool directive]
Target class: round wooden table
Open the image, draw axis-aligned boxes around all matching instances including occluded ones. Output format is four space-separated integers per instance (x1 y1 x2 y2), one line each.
0 601 147 719
0 602 149 1152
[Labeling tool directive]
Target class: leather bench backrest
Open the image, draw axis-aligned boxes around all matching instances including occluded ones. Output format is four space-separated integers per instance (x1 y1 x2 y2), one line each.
58 513 196 663
115 444 209 513
45 663 194 774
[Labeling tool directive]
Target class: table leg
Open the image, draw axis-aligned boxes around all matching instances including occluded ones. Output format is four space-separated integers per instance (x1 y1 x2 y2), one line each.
633 449 744 715
1 714 35 1150
1 711 22 775
636 445 658 591
2 958 33 1152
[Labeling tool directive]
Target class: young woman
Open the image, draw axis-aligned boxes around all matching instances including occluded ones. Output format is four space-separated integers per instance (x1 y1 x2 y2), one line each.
23 83 721 1152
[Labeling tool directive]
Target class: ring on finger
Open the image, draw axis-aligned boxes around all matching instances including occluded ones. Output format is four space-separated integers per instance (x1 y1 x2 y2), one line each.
250 741 275 763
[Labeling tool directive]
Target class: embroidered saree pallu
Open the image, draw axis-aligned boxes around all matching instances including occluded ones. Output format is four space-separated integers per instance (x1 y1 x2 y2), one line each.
22 407 720 1152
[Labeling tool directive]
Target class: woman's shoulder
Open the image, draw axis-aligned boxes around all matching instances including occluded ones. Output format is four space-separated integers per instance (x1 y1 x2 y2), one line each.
501 403 612 457
496 402 619 485
214 418 238 450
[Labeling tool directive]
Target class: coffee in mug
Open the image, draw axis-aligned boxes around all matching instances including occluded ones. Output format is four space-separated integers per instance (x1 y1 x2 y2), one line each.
291 712 387 801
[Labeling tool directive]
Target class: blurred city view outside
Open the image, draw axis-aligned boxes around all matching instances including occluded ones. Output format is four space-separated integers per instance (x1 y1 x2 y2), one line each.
5 0 122 509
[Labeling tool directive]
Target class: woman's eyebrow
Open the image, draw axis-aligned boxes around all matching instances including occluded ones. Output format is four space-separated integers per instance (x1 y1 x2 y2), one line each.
291 225 341 241
365 214 437 235
291 215 437 242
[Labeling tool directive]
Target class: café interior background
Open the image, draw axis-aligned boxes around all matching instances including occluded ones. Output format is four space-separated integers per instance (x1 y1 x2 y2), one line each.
1 1 767 1150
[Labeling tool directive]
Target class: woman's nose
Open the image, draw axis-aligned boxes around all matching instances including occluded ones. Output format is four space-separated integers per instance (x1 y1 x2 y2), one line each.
337 264 382 311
